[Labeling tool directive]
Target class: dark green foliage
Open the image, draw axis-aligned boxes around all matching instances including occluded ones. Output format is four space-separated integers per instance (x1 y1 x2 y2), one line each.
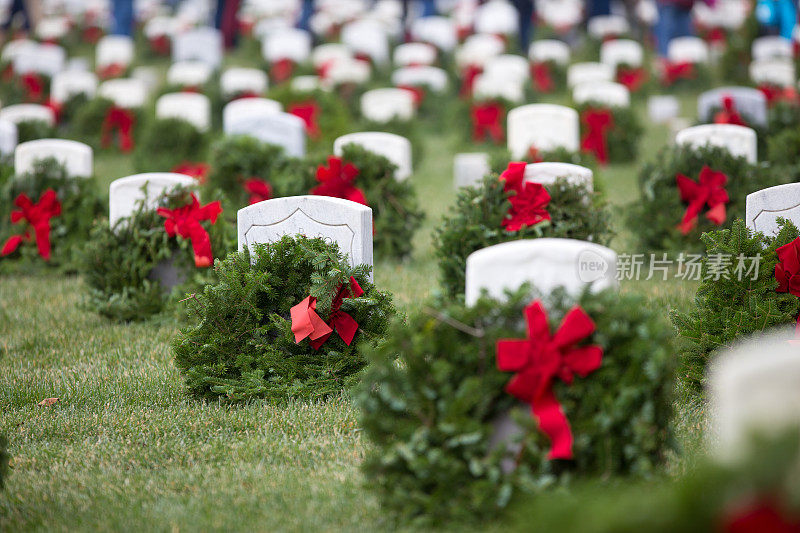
16 119 55 143
70 97 114 146
0 157 104 272
357 286 675 525
719 10 759 84
576 104 643 163
267 85 353 153
671 218 800 387
766 126 800 167
133 117 208 172
59 92 90 126
360 117 424 166
630 145 784 253
172 235 395 402
80 186 228 322
435 174 613 298
0 434 8 490
661 63 712 92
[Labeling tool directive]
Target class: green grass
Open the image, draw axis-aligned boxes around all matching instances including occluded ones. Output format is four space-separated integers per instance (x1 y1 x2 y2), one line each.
0 55 711 530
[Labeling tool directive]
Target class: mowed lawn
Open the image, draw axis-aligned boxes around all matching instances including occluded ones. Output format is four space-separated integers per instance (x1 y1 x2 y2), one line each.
1 76 707 530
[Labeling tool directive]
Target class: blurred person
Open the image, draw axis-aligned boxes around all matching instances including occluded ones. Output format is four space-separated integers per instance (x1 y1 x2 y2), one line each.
655 0 701 56
297 0 314 32
511 0 535 52
111 0 133 36
1 0 35 41
755 0 797 39
215 0 241 49
588 0 612 17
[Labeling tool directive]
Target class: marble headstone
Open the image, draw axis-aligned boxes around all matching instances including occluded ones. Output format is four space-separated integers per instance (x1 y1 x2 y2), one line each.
0 104 56 126
172 27 223 69
360 88 415 123
745 183 800 236
697 87 768 126
507 104 580 159
333 132 412 181
49 70 98 104
155 92 211 131
675 124 757 163
14 139 93 177
523 162 593 192
0 120 18 156
109 172 197 227
454 152 490 189
226 111 306 157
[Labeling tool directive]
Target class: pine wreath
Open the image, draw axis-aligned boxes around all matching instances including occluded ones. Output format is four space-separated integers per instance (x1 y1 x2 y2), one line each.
435 167 612 298
16 119 56 143
171 235 395 402
576 103 643 164
671 218 800 388
133 117 209 173
267 85 354 152
69 96 143 151
357 285 675 525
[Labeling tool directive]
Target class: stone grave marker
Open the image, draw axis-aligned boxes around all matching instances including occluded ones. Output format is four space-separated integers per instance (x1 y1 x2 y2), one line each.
0 104 56 127
573 81 630 107
223 97 284 134
262 27 312 64
391 66 448 92
648 95 680 123
675 124 757 163
172 27 223 69
410 16 457 52
567 62 614 88
167 60 213 88
507 104 580 159
697 87 767 126
600 39 643 68
749 58 795 87
226 111 306 158
220 67 268 97
745 183 800 236
454 152 490 189
155 93 211 131
50 70 98 104
524 162 593 192
96 35 134 69
98 78 148 108
14 139 92 177
528 39 570 65
333 132 412 181
393 42 437 67
667 36 710 64
0 120 17 156
474 0 518 35
360 88 415 123
752 35 793 62
109 172 197 227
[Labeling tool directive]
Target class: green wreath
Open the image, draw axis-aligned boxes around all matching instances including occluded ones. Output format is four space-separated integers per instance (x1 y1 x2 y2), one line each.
357 285 675 525
133 117 209 173
172 235 395 402
69 97 143 150
16 119 56 143
671 218 800 388
576 103 643 163
268 85 354 152
435 172 612 298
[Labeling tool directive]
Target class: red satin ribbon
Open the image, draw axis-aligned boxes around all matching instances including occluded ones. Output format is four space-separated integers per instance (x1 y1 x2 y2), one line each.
616 66 647 92
531 61 555 93
471 102 504 143
312 156 368 206
497 300 603 460
758 84 799 106
398 85 425 107
775 237 800 336
499 162 551 232
714 96 746 126
580 108 614 165
291 277 364 350
706 27 726 46
723 498 800 533
21 73 44 103
149 35 170 55
244 178 272 204
156 194 222 267
270 58 294 84
662 61 695 86
1 189 61 261
172 162 210 184
460 64 482 98
288 101 321 139
290 296 333 343
676 165 729 235
97 63 125 80
101 106 136 152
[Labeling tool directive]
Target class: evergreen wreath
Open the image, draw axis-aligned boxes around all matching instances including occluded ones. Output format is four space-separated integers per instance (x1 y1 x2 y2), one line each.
80 185 229 322
529 59 567 94
171 235 395 402
357 285 675 525
268 85 354 152
435 167 612 298
576 103 643 164
628 145 784 254
658 61 712 92
69 97 143 150
614 61 650 96
133 117 209 173
671 218 800 388
16 119 56 143
0 157 103 272
58 92 90 127
719 10 759 84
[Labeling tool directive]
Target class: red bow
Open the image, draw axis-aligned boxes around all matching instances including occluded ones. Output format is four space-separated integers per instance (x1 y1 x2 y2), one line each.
471 102 504 143
156 194 222 267
149 34 170 55
291 277 364 350
531 61 555 93
460 64 482 98
82 25 103 44
316 60 335 81
1 189 61 261
311 156 368 206
714 96 746 126
580 108 614 165
244 178 272 204
398 85 425 107
758 84 799 107
527 146 544 163
21 73 44 103
723 498 800 533
676 166 729 235
662 61 695 86
101 106 136 152
775 237 800 335
97 63 126 80
290 296 333 344
500 161 526 192
706 27 726 46
499 162 551 232
497 301 603 460
172 162 210 184
45 98 62 123
616 66 647 92
288 101 321 139
270 58 294 84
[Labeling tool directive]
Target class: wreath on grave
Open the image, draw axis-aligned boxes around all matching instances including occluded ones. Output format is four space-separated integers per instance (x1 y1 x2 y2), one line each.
628 145 784 254
0 71 51 106
719 10 759 84
15 119 56 144
57 92 90 127
357 284 675 525
671 218 800 388
80 185 230 322
658 60 712 92
133 117 209 173
172 235 395 402
435 164 612 298
267 85 353 151
614 61 650 95
70 97 144 151
575 103 643 164
529 59 567 94
0 157 103 272
457 96 516 148
281 145 425 259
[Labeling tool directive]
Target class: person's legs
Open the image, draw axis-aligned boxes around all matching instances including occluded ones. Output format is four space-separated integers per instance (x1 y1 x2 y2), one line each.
421 0 437 17
588 0 611 18
511 0 533 53
220 0 240 48
2 0 29 31
111 0 133 36
672 4 693 39
655 2 675 56
297 0 314 31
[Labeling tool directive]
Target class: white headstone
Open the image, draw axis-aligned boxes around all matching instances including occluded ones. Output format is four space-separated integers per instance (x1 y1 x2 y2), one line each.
567 62 614 88
155 92 211 131
220 67 268 97
708 330 800 463
0 104 56 126
745 183 800 236
528 39 571 65
393 42 437 67
474 0 518 35
456 33 505 67
109 172 197 227
752 36 793 62
223 97 283 134
226 111 306 158
675 124 757 163
96 35 134 68
667 36 710 64
648 95 680 123
237 195 373 276
167 60 213 88
172 27 223 69
410 16 457 51
749 58 795 88
291 75 322 92
14 139 92 177
35 17 70 42
587 14 629 40
600 39 644 68
473 73 525 103
523 162 593 192
334 132 412 181
507 104 580 159
341 19 389 64
698 87 768 126
573 81 630 107
98 78 147 108
391 66 448 92
1 39 37 65
360 88 415 123
483 54 530 85
465 239 619 306
322 58 371 87
13 42 66 77
143 15 178 41
262 28 312 63
50 70 98 104
312 43 352 69
454 152 490 189
536 0 582 29
0 120 18 156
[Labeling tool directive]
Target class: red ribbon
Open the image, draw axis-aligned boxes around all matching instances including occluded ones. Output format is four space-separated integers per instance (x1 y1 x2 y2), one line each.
616 66 647 92
580 108 614 165
471 102 504 143
291 277 364 350
172 162 210 184
723 498 800 533
101 106 136 152
398 85 425 107
497 300 603 460
311 156 368 206
290 296 333 344
499 162 551 232
706 27 726 46
21 73 44 103
149 35 170 55
459 64 482 98
527 146 543 163
676 165 729 235
662 61 695 86
288 101 321 139
156 194 222 267
97 63 126 80
45 98 62 123
316 60 335 81
531 61 555 93
758 84 799 107
244 178 272 204
270 58 294 84
82 25 103 44
775 237 800 336
1 189 61 261
714 96 747 126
